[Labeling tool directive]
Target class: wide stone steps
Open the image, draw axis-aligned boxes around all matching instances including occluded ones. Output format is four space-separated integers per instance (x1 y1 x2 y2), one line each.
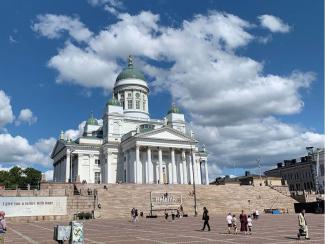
89 184 297 219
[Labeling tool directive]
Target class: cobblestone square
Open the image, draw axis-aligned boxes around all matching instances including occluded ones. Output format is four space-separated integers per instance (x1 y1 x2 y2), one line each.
4 214 324 243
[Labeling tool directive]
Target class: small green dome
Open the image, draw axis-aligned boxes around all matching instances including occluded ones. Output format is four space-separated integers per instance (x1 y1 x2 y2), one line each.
167 104 182 114
107 97 121 106
116 55 145 82
86 113 98 125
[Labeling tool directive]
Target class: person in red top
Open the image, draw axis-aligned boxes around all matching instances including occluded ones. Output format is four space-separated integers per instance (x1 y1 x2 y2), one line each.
239 210 248 235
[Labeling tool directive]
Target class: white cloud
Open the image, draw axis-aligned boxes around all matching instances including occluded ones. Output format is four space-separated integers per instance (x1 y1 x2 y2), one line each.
44 170 54 181
0 90 15 128
15 108 37 126
0 134 56 167
258 15 291 33
48 42 119 90
88 0 124 15
33 10 323 175
32 14 93 42
9 35 18 44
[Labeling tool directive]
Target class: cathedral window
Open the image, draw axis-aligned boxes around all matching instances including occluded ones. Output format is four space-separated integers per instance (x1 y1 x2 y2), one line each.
128 93 132 98
128 100 133 109
136 100 140 109
143 100 146 110
136 92 140 98
95 159 100 165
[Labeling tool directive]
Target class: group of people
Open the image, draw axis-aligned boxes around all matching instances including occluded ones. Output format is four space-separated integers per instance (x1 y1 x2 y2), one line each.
164 205 184 221
200 207 310 240
130 208 139 223
201 208 254 234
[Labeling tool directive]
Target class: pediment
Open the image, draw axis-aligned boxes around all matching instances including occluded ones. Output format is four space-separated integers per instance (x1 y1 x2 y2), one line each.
50 140 66 158
138 127 195 142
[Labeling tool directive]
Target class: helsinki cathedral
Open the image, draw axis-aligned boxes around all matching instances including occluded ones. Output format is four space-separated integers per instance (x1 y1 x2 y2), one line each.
51 56 209 185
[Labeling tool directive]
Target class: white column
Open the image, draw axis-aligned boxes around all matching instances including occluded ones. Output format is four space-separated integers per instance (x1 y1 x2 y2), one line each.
171 148 177 184
179 158 184 184
125 151 129 182
182 150 188 184
188 154 193 184
192 151 197 184
136 146 140 183
158 147 163 184
147 147 153 183
65 149 71 183
205 161 209 185
144 151 148 183
197 161 202 185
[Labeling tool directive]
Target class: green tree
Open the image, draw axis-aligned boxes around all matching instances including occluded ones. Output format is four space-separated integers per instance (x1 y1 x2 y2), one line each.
0 166 42 189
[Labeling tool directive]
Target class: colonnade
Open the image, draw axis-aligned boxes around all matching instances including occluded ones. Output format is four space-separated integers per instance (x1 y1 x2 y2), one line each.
123 146 209 185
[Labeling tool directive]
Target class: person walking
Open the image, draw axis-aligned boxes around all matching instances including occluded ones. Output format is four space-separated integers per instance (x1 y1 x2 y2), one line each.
247 215 253 235
0 211 7 244
239 210 248 235
255 210 259 219
226 213 232 234
201 207 210 231
131 208 136 223
297 209 310 240
232 214 238 234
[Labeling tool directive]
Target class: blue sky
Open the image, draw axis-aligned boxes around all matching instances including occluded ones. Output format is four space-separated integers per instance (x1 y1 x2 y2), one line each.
0 0 323 179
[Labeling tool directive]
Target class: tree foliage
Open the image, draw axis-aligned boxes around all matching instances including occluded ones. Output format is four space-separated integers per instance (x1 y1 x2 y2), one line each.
0 166 41 189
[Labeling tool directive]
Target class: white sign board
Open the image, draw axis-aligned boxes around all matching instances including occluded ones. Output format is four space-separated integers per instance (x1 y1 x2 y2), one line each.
150 192 182 210
0 196 67 217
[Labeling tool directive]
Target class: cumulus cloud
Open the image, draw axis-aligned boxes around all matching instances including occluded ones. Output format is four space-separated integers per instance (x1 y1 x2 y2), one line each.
15 108 37 126
258 14 291 33
0 90 15 128
0 134 56 167
32 14 93 42
32 10 323 176
87 0 124 15
44 169 54 181
48 42 119 90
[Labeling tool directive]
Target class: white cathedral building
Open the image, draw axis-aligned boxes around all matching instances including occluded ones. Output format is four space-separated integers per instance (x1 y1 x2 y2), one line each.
51 56 209 185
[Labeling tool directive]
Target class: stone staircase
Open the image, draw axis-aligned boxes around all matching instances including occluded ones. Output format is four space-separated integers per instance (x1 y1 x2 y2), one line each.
91 184 297 219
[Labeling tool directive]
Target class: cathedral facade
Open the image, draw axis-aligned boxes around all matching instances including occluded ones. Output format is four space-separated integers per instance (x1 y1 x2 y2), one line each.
51 56 209 185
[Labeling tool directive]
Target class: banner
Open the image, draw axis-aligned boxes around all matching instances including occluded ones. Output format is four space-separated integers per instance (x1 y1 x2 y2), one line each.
150 192 182 209
0 196 67 217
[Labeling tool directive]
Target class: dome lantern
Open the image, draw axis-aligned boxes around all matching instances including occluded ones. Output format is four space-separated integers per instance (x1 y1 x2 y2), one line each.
86 112 98 126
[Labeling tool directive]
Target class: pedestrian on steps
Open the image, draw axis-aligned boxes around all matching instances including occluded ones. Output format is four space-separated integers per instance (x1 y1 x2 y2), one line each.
201 207 210 231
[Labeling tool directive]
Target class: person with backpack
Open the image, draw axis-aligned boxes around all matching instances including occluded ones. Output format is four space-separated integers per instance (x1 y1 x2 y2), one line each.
131 208 136 223
0 211 7 244
201 207 210 231
297 209 310 240
226 213 232 234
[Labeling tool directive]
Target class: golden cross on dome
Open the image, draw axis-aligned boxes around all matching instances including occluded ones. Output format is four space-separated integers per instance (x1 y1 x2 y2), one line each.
128 55 133 67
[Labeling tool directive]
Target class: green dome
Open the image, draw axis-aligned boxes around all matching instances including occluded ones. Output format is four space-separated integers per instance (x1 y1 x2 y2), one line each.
116 55 145 82
167 104 182 114
107 97 121 106
86 113 98 125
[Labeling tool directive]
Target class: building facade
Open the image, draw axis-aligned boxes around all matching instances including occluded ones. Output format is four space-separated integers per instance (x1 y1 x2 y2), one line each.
264 149 324 193
51 56 209 185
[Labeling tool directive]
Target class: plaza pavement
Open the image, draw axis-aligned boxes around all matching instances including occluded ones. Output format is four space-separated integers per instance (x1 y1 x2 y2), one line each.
4 214 324 243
